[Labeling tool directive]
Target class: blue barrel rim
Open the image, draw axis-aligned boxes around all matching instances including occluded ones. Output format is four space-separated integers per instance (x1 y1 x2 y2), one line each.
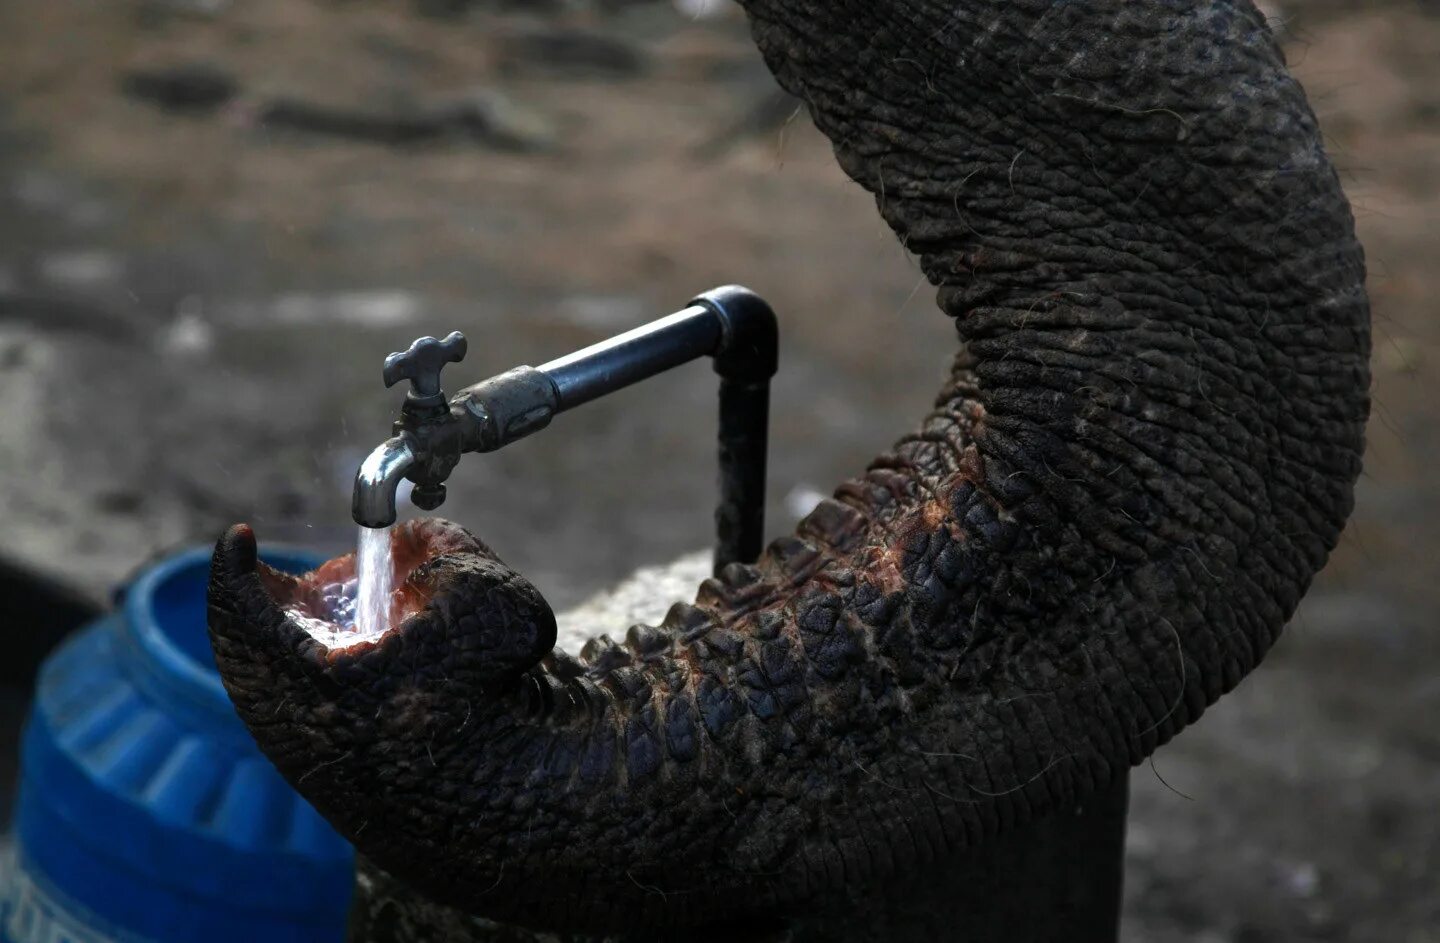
12 541 356 943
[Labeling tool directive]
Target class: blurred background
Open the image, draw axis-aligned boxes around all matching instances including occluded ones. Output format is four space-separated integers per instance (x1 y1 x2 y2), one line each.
0 0 1434 940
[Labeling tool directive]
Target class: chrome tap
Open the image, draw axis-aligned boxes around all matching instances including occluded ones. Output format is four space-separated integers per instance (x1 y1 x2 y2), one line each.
352 331 469 528
350 286 778 574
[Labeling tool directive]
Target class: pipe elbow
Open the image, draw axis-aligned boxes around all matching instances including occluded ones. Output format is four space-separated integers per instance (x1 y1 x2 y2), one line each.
693 285 779 382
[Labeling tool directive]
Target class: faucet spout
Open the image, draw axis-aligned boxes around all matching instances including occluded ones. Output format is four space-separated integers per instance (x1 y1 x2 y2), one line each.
352 437 417 529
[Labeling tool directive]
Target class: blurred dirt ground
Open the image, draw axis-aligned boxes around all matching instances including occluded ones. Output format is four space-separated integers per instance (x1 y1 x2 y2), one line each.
0 1 1435 940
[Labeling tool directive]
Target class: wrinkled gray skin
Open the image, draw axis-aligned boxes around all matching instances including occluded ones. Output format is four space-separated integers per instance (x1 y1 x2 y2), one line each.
207 1 1369 940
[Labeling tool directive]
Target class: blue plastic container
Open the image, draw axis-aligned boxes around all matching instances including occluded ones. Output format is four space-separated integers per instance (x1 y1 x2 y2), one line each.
3 546 354 943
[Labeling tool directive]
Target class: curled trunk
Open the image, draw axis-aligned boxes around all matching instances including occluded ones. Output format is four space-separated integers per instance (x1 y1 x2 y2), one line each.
208 0 1369 935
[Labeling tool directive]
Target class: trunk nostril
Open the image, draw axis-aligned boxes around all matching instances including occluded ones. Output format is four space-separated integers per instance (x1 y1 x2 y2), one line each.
254 517 486 652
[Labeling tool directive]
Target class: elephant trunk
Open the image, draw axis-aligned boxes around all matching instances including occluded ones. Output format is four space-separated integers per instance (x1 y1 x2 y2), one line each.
209 0 1368 935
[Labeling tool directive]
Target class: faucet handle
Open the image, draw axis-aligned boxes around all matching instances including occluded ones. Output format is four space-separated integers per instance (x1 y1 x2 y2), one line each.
384 332 468 400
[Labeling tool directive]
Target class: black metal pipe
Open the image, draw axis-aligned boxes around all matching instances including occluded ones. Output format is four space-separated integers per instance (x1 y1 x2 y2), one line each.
692 286 778 573
713 377 770 572
539 306 723 411
466 286 778 570
365 287 778 568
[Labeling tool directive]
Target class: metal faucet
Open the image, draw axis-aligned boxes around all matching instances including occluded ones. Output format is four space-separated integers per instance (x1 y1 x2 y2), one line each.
352 286 778 573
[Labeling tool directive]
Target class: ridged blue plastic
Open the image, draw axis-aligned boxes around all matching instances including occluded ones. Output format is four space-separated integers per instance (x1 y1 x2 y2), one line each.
4 546 354 943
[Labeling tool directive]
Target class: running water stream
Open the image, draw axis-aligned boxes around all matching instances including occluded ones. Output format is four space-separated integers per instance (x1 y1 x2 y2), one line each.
287 524 394 648
354 524 394 642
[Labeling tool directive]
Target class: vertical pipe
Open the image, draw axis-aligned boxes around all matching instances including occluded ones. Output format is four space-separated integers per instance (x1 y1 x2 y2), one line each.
714 377 771 572
693 286 779 574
